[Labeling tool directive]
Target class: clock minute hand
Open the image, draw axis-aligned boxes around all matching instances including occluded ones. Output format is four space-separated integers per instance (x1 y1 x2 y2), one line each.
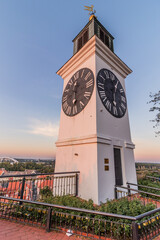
72 91 77 104
72 82 78 104
113 93 116 106
114 81 118 92
113 81 118 106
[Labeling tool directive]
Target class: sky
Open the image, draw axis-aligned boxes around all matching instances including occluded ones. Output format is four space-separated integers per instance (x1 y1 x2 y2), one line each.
0 0 160 162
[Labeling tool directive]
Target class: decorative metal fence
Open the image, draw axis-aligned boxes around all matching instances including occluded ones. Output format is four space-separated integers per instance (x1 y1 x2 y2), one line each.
0 171 79 201
0 195 160 240
115 183 160 208
146 175 160 183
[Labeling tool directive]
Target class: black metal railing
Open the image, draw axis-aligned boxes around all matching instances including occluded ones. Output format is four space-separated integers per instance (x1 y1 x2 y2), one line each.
0 195 160 240
115 183 160 208
146 175 160 182
0 171 80 201
128 182 160 192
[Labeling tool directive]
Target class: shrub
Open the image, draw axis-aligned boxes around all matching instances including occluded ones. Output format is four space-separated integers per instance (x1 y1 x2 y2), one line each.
40 186 53 198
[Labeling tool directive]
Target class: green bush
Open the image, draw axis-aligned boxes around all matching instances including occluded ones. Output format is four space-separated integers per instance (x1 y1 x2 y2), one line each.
40 186 53 198
41 195 96 210
99 198 155 216
138 178 160 198
40 194 155 218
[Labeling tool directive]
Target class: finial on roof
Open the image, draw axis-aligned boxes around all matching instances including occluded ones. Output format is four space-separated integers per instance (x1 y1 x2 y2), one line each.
84 5 97 20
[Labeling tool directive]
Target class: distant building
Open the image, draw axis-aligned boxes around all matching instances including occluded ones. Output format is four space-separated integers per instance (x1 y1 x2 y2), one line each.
0 157 18 164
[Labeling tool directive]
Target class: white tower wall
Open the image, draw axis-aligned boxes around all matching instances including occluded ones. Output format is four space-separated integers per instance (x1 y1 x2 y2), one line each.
56 35 137 204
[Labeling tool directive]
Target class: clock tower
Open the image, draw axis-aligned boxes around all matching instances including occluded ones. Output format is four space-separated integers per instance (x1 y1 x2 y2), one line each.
55 15 137 204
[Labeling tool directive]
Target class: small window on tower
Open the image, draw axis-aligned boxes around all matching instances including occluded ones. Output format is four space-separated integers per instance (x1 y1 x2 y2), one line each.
83 30 89 45
110 40 114 51
78 37 83 51
105 35 109 47
77 29 89 52
100 29 104 42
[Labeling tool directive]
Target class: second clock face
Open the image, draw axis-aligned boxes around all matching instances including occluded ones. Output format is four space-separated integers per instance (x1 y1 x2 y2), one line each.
62 68 94 116
97 68 127 118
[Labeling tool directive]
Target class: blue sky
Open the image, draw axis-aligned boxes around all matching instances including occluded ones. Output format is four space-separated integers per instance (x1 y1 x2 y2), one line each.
0 0 160 161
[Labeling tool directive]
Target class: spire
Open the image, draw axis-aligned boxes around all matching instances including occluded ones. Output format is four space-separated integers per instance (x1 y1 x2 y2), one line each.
72 15 114 55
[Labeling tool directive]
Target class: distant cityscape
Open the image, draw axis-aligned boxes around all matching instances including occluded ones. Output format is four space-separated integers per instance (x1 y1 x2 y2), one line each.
136 162 160 170
0 157 55 176
0 157 55 164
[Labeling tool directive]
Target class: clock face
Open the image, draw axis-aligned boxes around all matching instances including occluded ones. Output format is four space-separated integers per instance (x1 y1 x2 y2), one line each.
97 68 127 118
62 68 94 116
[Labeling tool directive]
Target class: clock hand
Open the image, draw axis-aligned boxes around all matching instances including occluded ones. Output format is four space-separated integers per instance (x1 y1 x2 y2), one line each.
72 81 78 104
114 81 118 92
112 81 118 106
113 93 116 106
73 81 77 91
72 91 77 104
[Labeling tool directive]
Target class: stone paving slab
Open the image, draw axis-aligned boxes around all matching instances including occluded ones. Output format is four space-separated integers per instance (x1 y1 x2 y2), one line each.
0 220 86 240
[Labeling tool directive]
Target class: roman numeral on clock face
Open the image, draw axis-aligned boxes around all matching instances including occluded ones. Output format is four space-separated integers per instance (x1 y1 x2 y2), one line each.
74 71 79 80
110 72 115 81
62 95 67 103
68 79 73 86
119 107 123 115
86 79 93 88
64 88 69 93
99 90 106 98
72 105 77 115
66 106 71 115
105 100 111 111
84 91 91 99
81 69 84 78
102 97 107 102
121 103 126 110
62 101 68 111
121 96 126 103
98 82 104 90
113 106 118 116
79 101 84 109
104 70 109 79
120 88 124 93
84 71 91 81
99 74 106 82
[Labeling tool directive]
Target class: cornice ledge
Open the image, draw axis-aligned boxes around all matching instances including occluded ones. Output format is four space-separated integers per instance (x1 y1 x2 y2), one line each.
95 36 132 78
56 133 112 147
125 141 135 149
97 134 112 145
57 36 96 79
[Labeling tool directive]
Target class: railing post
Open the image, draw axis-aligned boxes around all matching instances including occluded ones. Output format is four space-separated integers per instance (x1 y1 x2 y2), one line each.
132 222 140 240
127 183 131 196
114 187 118 199
75 173 79 196
46 207 52 232
19 177 25 205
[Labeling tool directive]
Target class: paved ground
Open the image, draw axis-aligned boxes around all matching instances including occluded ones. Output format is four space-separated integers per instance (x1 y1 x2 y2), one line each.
1 219 160 240
0 220 86 240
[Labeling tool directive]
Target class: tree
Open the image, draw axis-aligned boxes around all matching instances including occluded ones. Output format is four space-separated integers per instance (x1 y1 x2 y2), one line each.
148 91 160 136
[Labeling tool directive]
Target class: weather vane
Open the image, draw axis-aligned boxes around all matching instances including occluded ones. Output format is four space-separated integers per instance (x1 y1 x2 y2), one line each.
84 5 96 19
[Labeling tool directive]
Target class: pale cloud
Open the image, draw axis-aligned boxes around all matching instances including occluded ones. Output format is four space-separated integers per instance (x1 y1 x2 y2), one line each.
27 118 59 137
